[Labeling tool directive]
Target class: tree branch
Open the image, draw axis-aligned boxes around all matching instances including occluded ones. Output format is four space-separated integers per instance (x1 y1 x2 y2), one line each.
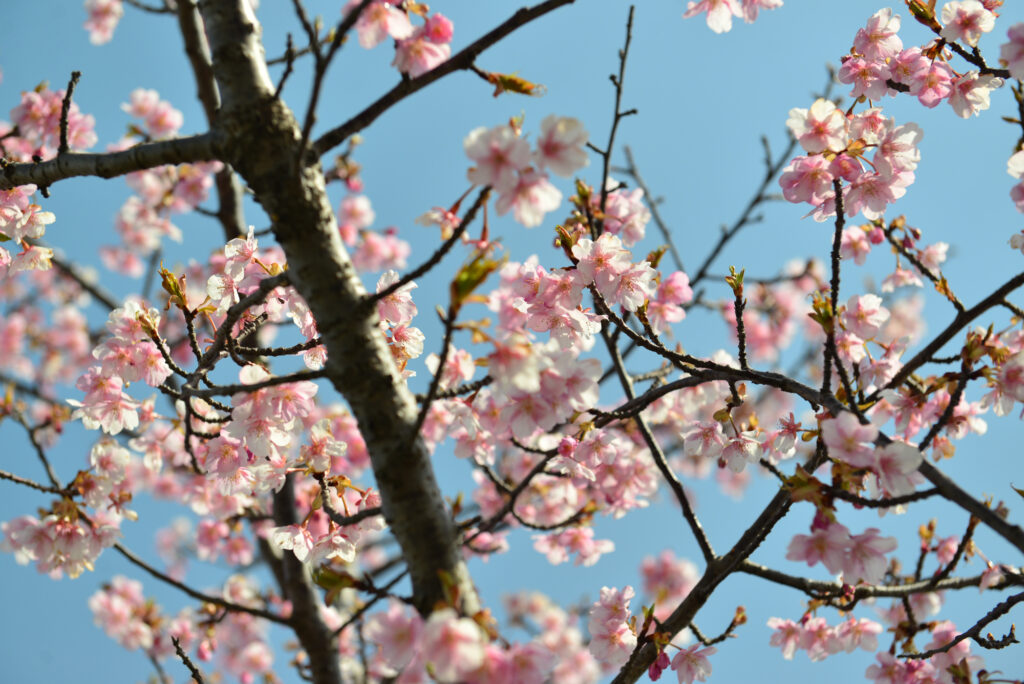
0 133 222 190
312 0 577 157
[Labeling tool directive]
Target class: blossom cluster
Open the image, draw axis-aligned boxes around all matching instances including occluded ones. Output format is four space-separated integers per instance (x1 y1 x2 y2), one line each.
344 0 454 77
465 115 589 227
100 90 225 276
9 85 97 156
0 3 1017 683
83 0 123 44
0 506 121 579
838 6 1002 116
587 585 638 670
682 0 783 34
90 574 277 683
786 515 897 585
0 184 56 275
767 615 882 662
361 600 571 683
780 99 922 222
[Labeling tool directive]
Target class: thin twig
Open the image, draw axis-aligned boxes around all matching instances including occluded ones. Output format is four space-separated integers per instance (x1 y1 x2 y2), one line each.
315 473 383 527
183 368 325 400
49 252 120 311
367 187 490 306
0 469 66 496
171 636 206 683
901 590 1023 660
869 270 1024 402
414 305 458 437
112 543 289 624
621 146 683 271
312 0 577 157
595 6 637 234
58 71 82 156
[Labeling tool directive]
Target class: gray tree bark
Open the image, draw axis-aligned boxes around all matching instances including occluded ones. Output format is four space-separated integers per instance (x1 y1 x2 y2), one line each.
196 0 481 681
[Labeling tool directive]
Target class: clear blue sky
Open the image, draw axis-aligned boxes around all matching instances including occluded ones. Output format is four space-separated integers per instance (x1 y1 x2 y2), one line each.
1 1 1022 682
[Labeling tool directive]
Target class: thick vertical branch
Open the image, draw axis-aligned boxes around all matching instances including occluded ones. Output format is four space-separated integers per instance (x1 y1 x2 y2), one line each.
197 0 480 636
176 0 246 239
273 477 344 684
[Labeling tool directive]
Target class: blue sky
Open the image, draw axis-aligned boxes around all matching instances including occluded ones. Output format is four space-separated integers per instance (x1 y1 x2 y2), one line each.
2 1 1023 682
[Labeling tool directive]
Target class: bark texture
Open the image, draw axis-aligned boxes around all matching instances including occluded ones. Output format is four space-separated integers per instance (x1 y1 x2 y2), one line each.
196 0 480 631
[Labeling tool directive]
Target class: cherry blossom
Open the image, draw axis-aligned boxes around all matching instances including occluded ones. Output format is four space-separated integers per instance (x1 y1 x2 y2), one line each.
393 17 453 78
1001 23 1024 79
600 187 651 245
786 519 851 574
337 194 375 245
587 585 637 669
821 412 878 467
464 124 532 193
533 527 614 566
421 609 487 682
534 115 590 177
948 71 1003 118
84 0 123 44
767 617 802 659
495 169 563 228
5 4 1024 683
345 0 414 49
854 8 903 61
909 60 956 108
670 644 715 684
682 0 742 34
787 99 848 154
940 1 996 46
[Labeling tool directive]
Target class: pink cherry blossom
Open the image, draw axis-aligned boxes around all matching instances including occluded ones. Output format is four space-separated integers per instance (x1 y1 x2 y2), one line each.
871 440 922 496
84 0 123 44
423 13 454 44
780 155 834 205
338 194 375 245
393 28 452 78
821 412 878 467
739 0 782 23
909 60 955 108
767 617 802 659
979 563 1005 592
601 187 651 245
786 520 851 574
948 71 1003 118
641 550 699 620
843 528 897 584
854 8 903 61
534 115 589 177
800 616 837 662
376 270 417 326
352 228 410 272
421 608 487 681
838 56 890 101
833 618 882 654
787 99 848 154
464 124 532 193
345 0 414 49
840 227 871 264
533 527 614 566
494 169 562 228
268 524 315 563
1001 23 1024 80
364 599 423 670
670 644 715 684
683 0 742 34
841 294 889 340
940 1 995 47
